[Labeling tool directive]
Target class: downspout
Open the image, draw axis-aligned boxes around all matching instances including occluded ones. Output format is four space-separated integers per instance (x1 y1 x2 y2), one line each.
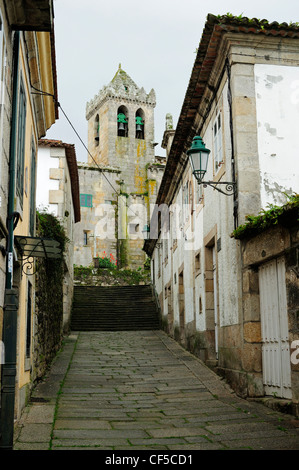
226 58 238 230
0 30 20 450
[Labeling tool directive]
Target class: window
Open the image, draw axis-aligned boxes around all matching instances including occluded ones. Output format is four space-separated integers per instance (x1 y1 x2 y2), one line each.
135 109 144 139
183 181 190 220
195 250 201 276
29 140 36 235
129 223 139 235
94 114 99 145
83 231 88 245
80 194 92 207
16 79 27 207
213 111 223 172
117 105 128 137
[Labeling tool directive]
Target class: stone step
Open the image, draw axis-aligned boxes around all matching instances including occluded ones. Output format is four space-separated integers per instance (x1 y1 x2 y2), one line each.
71 284 160 331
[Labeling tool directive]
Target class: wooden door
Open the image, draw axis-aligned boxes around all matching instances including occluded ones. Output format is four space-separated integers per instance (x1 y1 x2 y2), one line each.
259 258 292 399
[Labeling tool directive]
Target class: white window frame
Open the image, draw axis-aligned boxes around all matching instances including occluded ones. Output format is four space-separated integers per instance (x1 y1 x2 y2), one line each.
183 180 190 221
213 111 223 173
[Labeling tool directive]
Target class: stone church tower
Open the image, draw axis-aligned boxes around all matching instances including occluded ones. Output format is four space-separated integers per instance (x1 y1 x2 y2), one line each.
73 65 165 269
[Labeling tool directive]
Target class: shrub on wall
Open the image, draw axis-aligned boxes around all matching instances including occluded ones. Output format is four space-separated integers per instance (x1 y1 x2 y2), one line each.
33 211 68 381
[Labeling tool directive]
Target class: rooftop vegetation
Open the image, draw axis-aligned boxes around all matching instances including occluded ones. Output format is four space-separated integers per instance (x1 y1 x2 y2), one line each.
232 194 299 240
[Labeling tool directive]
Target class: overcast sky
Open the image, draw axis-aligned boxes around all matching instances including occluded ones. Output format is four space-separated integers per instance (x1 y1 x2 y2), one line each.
46 0 299 162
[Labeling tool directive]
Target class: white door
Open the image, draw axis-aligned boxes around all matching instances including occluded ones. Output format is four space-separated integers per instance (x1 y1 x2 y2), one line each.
259 257 292 399
212 247 218 359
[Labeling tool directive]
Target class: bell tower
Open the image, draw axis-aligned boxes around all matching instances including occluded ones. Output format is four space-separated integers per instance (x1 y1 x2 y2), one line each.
86 64 156 171
74 65 164 270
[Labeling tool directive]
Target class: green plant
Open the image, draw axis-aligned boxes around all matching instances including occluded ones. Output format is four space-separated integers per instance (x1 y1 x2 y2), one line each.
144 257 151 270
232 194 299 240
74 265 93 277
98 252 117 268
37 210 69 252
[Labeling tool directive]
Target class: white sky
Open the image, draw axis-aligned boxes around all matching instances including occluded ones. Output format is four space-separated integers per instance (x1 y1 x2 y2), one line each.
46 0 299 162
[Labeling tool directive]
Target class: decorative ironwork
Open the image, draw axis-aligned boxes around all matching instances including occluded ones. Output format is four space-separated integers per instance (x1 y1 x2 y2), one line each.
14 236 62 276
21 256 36 276
201 181 236 196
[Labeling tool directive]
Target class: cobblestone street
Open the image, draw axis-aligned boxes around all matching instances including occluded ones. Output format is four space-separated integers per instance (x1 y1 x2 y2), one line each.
14 330 299 451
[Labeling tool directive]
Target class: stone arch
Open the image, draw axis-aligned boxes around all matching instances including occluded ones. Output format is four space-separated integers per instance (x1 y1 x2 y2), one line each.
135 108 145 139
117 105 128 137
94 114 100 145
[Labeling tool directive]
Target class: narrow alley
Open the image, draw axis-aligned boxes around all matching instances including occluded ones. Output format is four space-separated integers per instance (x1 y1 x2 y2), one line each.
14 330 299 451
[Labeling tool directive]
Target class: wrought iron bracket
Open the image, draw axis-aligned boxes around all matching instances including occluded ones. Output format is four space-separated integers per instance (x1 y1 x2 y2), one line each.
20 255 37 276
200 181 236 196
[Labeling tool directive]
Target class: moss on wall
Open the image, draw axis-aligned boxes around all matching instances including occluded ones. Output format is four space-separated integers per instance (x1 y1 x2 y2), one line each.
119 238 128 268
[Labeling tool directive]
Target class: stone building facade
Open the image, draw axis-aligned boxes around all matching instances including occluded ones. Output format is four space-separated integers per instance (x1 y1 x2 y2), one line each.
0 0 58 446
37 139 81 330
74 65 165 270
144 14 299 413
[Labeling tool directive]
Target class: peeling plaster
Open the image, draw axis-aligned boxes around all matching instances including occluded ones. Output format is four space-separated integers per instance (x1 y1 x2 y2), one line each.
264 122 277 136
264 74 284 89
262 174 293 205
255 64 299 208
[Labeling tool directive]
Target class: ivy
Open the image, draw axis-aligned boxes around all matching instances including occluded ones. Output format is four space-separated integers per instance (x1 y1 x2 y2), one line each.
34 211 68 381
37 210 69 253
232 194 299 240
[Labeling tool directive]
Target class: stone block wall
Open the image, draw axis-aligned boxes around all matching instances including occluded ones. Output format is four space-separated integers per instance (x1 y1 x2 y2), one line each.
228 223 299 402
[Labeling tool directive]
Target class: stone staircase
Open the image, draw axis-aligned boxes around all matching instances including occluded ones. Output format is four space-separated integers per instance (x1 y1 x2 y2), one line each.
71 285 160 331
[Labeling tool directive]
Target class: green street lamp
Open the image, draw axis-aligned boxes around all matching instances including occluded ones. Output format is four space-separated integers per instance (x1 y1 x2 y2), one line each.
187 136 236 196
186 136 210 183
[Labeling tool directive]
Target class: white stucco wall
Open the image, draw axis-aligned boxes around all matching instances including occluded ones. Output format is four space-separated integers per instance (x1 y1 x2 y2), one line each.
36 146 59 215
152 78 241 337
255 64 299 208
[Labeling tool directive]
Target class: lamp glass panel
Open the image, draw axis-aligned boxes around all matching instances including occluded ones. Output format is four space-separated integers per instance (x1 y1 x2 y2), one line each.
200 151 209 174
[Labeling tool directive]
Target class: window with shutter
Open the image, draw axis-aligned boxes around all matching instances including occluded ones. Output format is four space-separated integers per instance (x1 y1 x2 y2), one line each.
80 194 93 207
29 140 36 235
16 80 27 207
213 111 223 172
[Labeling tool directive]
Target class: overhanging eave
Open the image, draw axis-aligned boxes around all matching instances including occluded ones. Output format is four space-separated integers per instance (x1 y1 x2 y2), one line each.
5 0 54 32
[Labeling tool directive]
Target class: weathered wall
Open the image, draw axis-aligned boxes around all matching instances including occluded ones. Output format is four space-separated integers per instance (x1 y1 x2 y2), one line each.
231 222 299 406
0 2 13 346
154 75 240 365
33 214 65 384
254 64 299 207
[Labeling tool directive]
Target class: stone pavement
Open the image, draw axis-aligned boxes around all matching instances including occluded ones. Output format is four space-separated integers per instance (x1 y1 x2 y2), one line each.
14 330 299 450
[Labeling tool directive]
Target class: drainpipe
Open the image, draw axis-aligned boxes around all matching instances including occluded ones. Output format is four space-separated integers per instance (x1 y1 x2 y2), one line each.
0 30 20 450
226 58 238 230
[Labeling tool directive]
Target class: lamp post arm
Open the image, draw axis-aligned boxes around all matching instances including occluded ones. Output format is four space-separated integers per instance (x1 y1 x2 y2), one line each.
200 181 236 196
